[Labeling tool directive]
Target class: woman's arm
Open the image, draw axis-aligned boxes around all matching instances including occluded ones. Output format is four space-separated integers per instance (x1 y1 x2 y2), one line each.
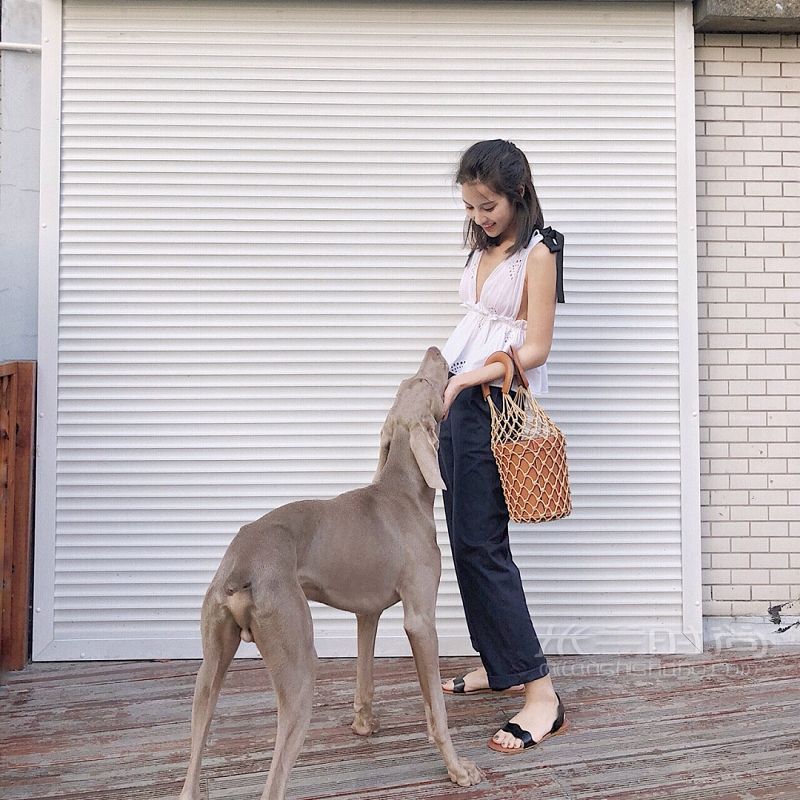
442 244 557 418
515 242 557 371
442 359 505 419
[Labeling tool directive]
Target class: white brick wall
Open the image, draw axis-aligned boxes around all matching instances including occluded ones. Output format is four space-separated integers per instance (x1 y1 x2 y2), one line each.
695 32 800 620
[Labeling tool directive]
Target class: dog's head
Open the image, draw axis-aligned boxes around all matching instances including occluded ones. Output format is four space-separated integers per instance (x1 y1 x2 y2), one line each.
372 347 449 490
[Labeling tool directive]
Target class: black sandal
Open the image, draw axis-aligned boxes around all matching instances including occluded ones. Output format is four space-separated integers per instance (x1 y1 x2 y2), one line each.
487 692 568 754
442 675 525 695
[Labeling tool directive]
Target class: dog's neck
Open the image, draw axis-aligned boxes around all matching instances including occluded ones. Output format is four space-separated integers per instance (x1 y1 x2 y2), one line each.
377 426 436 504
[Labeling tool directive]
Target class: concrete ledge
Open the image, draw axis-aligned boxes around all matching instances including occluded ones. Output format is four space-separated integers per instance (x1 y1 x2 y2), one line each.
695 0 800 32
704 615 800 649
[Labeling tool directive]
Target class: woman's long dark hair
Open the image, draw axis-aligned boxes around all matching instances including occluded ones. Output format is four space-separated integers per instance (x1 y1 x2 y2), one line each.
455 140 544 255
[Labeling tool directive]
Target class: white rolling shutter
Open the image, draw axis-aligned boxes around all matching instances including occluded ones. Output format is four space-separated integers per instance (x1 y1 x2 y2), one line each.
34 0 701 659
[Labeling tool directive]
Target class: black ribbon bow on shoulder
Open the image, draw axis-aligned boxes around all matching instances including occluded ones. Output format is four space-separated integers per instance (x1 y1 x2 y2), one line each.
537 226 565 304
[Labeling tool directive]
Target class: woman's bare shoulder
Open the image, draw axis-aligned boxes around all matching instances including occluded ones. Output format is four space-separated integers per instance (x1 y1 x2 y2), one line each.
526 240 557 270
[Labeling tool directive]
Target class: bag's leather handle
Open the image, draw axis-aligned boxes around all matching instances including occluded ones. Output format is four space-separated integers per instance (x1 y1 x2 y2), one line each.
509 346 530 390
481 351 514 399
481 347 529 399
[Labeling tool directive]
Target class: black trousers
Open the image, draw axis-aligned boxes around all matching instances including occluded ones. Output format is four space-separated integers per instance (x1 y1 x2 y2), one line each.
437 379 549 690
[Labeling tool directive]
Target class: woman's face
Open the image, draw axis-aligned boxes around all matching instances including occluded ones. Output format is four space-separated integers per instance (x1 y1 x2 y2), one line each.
461 181 518 242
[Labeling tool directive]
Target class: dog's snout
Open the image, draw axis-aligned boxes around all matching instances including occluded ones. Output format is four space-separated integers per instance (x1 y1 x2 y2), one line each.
422 346 448 376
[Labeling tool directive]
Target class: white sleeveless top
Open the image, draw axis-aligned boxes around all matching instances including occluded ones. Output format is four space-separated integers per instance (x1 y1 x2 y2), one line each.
441 227 565 394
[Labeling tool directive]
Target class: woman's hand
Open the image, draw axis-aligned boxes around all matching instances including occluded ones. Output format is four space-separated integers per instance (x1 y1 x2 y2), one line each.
442 374 467 421
441 360 507 420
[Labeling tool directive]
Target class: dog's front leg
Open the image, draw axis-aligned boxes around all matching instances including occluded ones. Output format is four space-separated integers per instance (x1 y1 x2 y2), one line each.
352 612 381 735
401 595 483 787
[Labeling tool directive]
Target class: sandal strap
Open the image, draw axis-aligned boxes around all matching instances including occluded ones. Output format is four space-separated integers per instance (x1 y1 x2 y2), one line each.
554 692 565 731
501 721 534 748
452 676 466 693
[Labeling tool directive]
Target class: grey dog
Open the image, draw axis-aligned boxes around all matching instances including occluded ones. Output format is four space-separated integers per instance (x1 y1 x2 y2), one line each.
178 346 483 800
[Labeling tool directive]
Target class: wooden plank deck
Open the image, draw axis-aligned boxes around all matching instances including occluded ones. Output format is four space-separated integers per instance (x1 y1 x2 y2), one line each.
1 648 799 800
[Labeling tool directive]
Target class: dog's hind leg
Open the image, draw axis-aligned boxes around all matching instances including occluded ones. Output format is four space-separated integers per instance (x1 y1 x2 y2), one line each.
352 612 381 735
250 581 317 800
179 595 241 800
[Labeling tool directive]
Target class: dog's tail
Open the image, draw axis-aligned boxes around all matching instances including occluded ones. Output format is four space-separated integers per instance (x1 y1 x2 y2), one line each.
224 576 254 643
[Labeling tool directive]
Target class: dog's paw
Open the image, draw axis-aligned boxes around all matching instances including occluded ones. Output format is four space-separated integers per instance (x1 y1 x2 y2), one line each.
351 714 380 736
447 757 484 787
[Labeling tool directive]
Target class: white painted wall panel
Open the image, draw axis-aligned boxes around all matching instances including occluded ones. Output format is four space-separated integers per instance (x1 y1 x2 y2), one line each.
34 0 701 659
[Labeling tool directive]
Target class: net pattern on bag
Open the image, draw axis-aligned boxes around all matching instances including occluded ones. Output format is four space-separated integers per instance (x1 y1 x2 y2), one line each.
486 387 572 523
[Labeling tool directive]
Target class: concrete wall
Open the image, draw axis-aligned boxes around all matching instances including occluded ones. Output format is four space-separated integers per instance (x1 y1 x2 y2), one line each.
695 32 800 620
0 0 41 361
695 0 800 33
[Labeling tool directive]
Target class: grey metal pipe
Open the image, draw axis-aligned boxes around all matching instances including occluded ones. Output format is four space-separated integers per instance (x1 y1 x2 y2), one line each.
0 42 42 53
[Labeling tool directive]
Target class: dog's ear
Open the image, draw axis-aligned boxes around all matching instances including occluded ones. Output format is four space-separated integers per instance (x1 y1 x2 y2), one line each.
372 416 395 483
409 423 446 490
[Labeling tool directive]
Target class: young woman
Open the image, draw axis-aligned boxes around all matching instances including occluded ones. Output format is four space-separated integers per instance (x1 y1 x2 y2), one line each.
437 139 568 755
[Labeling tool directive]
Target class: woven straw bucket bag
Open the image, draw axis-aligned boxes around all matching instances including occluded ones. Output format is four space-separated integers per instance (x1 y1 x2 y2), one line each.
481 347 572 523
